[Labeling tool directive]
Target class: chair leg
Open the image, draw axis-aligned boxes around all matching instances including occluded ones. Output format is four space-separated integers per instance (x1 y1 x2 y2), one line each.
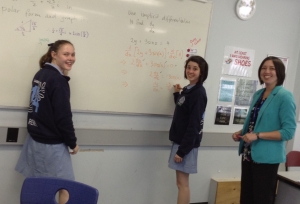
272 180 279 204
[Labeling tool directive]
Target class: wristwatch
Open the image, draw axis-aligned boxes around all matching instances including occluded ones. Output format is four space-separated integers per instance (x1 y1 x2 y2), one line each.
256 132 260 139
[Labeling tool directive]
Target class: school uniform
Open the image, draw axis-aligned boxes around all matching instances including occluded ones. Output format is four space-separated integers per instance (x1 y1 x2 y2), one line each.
168 83 207 174
15 63 77 180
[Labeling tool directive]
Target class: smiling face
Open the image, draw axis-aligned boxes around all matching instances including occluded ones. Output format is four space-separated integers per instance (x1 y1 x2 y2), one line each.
51 43 75 72
185 61 201 85
259 60 277 88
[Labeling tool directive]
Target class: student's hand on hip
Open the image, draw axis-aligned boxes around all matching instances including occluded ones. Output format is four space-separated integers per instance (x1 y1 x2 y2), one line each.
174 154 183 163
70 145 79 155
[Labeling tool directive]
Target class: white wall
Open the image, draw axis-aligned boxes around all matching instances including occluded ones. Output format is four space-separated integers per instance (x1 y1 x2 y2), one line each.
204 0 300 133
0 144 242 204
291 25 300 151
1 0 300 203
293 123 300 151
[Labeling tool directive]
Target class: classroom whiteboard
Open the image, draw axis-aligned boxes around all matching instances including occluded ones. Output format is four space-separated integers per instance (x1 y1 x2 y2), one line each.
0 0 212 115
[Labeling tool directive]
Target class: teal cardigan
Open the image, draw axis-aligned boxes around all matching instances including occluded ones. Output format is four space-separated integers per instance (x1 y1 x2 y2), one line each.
238 86 296 164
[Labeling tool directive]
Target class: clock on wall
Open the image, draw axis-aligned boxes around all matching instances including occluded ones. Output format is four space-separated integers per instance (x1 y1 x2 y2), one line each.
236 0 256 20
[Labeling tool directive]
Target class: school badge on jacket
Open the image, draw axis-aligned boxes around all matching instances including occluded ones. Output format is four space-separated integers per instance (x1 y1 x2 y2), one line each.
28 80 46 113
177 96 185 106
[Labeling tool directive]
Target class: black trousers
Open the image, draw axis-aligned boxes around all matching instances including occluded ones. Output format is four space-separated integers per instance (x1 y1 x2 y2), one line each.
240 158 279 204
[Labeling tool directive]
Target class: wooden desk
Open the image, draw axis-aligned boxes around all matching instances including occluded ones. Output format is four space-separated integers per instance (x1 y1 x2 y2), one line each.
208 178 241 204
275 171 300 204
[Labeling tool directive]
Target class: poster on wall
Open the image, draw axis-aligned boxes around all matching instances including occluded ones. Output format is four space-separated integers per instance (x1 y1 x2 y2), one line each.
214 105 232 125
218 78 236 102
222 46 255 77
233 107 248 125
234 79 258 106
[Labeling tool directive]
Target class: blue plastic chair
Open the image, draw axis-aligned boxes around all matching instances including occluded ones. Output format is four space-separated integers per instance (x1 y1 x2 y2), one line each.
20 177 99 204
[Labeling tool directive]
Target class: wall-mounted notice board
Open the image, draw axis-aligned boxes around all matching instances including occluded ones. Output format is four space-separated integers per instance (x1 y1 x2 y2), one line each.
0 0 212 115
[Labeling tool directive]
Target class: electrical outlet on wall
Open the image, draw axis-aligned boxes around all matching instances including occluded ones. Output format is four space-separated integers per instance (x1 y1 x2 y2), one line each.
6 128 19 142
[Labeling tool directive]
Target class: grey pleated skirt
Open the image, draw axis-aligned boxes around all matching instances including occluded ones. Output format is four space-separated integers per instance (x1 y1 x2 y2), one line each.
15 134 75 180
168 143 198 174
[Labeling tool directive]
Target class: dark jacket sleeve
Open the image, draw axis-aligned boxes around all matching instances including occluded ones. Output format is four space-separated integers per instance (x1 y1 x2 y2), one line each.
176 91 206 158
173 92 180 104
51 81 77 149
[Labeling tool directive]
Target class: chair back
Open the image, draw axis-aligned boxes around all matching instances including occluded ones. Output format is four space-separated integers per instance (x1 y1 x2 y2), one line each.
20 177 99 204
285 151 300 171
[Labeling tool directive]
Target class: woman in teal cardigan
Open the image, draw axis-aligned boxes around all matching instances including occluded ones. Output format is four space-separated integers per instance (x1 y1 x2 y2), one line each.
232 56 296 204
